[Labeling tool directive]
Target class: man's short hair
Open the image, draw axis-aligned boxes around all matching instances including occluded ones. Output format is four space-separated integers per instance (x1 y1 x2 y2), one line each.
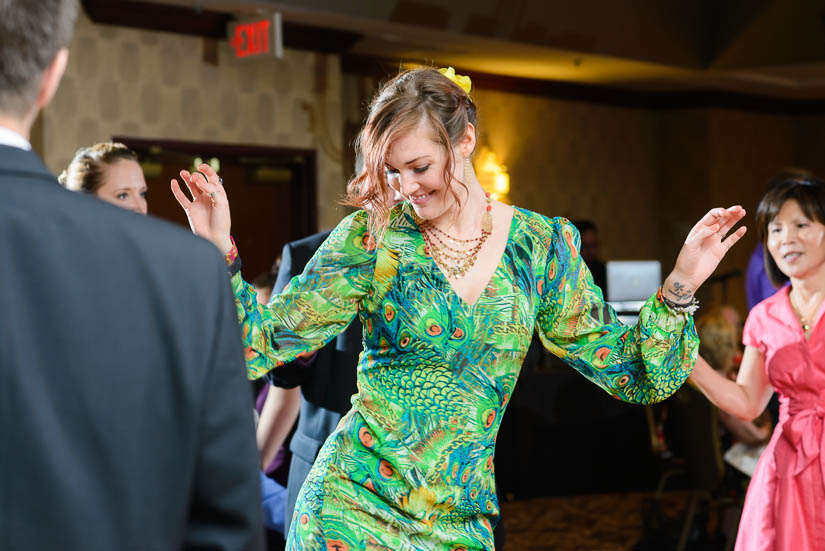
0 0 78 117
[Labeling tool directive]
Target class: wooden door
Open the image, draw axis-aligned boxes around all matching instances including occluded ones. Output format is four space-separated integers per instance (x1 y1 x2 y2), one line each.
116 137 316 281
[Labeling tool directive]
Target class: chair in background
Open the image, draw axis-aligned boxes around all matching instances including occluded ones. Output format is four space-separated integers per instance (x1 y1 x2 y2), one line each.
637 384 732 551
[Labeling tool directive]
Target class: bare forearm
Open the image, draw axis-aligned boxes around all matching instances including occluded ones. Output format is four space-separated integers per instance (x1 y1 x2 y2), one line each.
662 271 696 304
689 357 764 420
256 387 301 470
718 410 771 445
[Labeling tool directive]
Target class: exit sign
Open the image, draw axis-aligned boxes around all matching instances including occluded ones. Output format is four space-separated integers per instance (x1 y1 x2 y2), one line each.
228 14 282 59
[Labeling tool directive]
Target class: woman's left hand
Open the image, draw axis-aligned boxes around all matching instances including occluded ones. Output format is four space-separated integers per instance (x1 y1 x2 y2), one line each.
664 206 747 302
170 163 233 254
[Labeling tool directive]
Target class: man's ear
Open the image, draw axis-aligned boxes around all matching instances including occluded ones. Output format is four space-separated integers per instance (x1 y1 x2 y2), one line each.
36 48 69 110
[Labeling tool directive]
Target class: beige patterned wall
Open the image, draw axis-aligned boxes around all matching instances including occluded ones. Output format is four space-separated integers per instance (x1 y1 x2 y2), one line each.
470 89 662 262
43 13 346 230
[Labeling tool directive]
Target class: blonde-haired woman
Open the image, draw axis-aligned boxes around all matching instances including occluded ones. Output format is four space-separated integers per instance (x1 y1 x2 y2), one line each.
59 142 147 215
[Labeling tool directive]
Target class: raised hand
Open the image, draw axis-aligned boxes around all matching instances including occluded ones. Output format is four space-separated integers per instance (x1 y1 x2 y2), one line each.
171 163 233 254
663 206 747 303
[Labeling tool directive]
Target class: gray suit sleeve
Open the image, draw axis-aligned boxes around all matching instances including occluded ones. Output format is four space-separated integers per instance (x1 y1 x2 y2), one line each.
272 241 295 296
184 256 264 550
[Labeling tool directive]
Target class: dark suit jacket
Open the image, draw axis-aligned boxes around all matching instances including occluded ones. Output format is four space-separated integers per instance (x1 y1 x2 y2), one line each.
0 145 263 551
266 231 360 533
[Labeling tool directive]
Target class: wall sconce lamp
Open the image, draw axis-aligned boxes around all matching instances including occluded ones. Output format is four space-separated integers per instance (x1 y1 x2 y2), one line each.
474 148 510 202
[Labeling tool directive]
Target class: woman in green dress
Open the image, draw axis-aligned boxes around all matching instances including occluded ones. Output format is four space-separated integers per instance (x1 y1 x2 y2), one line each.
172 67 746 551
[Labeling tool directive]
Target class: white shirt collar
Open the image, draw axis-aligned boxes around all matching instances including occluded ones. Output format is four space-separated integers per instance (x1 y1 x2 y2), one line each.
0 125 32 151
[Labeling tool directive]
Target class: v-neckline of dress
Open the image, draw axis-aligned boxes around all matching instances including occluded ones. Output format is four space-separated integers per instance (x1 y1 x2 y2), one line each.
404 203 518 309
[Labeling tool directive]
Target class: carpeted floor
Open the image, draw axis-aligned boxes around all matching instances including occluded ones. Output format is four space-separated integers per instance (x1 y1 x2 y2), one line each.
499 491 737 551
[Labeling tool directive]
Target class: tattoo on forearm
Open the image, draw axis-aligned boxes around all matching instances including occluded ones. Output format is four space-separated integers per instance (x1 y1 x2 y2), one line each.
666 281 694 302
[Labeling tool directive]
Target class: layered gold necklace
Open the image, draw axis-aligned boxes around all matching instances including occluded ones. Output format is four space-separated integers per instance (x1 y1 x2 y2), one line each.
418 192 493 279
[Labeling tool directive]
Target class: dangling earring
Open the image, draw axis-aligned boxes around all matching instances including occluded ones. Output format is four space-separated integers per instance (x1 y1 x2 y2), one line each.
469 157 493 234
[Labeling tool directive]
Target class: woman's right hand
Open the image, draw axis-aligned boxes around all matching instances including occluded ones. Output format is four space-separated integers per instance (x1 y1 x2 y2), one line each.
171 163 233 254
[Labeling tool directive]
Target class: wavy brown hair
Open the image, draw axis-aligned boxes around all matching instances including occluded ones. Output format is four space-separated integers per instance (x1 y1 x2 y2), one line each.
58 142 139 195
345 68 478 239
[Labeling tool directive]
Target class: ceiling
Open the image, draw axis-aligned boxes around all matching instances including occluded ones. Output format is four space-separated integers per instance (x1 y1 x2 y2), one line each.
131 0 825 99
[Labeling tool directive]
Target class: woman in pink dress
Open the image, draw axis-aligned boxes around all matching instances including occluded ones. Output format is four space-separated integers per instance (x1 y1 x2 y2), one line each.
691 175 825 550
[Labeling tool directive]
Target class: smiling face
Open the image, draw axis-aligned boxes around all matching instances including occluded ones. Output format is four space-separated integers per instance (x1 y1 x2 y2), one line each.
384 118 471 225
95 159 148 215
346 68 479 236
766 199 825 282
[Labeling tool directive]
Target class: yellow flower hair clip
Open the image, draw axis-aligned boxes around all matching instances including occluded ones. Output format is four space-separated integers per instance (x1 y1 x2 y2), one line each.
438 67 472 97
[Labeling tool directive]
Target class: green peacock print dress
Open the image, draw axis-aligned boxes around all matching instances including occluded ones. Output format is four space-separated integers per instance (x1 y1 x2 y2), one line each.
231 203 698 551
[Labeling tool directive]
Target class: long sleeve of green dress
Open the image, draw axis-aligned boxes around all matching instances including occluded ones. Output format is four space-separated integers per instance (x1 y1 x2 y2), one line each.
535 218 697 404
230 210 376 379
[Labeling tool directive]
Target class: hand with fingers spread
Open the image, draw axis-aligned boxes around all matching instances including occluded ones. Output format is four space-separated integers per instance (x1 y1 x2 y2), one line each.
171 163 233 254
662 205 747 303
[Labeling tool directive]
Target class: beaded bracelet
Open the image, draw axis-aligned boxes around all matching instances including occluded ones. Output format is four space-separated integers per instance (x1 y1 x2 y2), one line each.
224 236 242 277
657 286 700 315
224 236 239 265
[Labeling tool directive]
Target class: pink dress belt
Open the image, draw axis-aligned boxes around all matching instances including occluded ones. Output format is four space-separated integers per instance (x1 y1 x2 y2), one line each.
782 396 825 480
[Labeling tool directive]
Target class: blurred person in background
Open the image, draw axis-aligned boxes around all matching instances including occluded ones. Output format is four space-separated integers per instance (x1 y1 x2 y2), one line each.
59 141 148 215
